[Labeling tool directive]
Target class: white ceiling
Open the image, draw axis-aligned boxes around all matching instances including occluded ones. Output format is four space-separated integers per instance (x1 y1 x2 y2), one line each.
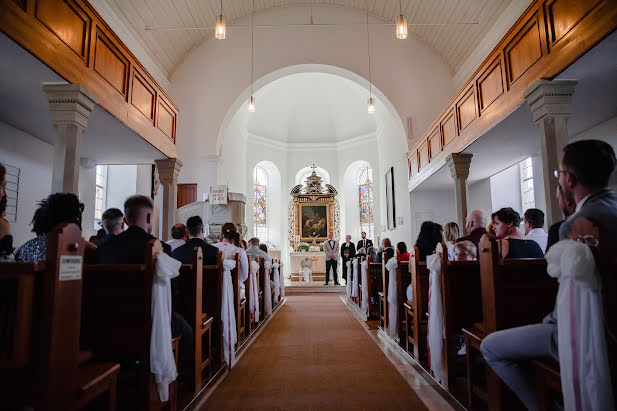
246 72 377 142
104 0 513 78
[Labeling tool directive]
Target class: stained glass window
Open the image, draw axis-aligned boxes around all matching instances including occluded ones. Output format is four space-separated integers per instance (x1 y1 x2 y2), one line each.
357 165 374 239
253 166 268 242
94 165 107 229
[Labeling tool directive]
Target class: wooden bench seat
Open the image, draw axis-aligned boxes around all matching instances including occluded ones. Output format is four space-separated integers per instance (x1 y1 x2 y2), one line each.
410 247 429 367
366 257 382 321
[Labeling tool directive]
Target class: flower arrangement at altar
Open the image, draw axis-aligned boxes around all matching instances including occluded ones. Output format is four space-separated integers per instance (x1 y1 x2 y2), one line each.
297 242 310 252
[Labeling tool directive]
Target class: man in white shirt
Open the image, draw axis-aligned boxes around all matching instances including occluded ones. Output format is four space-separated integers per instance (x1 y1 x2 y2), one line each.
166 223 187 251
523 208 548 253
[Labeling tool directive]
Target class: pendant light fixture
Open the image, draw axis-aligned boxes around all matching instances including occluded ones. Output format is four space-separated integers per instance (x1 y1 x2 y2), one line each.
215 0 225 39
396 0 408 39
366 6 375 115
248 0 255 112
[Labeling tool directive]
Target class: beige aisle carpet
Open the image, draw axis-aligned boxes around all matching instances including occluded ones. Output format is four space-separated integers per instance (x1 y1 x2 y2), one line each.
202 294 428 410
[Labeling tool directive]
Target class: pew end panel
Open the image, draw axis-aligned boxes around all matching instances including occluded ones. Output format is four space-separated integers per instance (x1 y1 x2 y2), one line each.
410 247 429 367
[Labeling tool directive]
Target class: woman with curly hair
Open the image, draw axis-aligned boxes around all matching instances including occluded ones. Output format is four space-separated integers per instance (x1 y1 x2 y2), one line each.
414 221 444 261
492 207 543 259
17 193 84 262
213 222 249 286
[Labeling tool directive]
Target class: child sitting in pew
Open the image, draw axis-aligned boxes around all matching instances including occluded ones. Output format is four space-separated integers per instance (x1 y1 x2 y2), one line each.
453 240 477 261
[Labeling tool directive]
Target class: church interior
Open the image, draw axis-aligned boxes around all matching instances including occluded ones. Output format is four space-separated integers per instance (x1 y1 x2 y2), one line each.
1 0 616 410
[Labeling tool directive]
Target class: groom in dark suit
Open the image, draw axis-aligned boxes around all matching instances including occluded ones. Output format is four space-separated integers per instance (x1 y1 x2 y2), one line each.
340 235 355 282
356 231 373 258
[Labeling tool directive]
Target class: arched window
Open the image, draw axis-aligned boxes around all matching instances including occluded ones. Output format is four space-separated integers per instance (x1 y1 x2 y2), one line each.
253 165 268 242
357 164 374 239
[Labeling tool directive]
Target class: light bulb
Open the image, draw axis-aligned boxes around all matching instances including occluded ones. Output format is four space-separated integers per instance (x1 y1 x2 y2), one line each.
215 15 226 39
248 95 256 112
396 14 408 39
368 97 375 115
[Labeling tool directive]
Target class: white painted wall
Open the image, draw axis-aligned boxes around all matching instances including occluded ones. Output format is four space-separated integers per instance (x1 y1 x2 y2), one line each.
409 190 457 245
106 165 138 212
490 163 523 215
469 178 493 220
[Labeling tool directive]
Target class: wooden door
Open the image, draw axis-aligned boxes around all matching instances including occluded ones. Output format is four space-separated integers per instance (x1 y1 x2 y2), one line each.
177 183 197 208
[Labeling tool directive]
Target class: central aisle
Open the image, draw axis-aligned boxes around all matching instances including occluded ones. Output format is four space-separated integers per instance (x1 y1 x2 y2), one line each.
203 294 428 410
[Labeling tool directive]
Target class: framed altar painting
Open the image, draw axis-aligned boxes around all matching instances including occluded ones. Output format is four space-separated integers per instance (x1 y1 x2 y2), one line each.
299 203 330 240
385 167 396 230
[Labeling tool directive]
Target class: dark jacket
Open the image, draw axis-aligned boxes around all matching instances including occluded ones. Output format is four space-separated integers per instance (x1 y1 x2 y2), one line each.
558 189 617 247
94 226 171 264
356 239 373 255
456 227 487 251
172 237 219 265
94 233 115 247
546 220 564 252
341 242 356 261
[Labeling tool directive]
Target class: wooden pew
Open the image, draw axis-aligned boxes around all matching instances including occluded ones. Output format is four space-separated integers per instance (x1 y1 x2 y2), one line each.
462 234 557 411
82 239 179 411
356 257 363 309
244 254 254 337
231 254 246 349
258 257 266 321
410 247 429 367
395 254 411 348
176 249 222 393
202 251 224 376
366 256 382 321
435 242 482 400
379 256 388 331
0 223 120 411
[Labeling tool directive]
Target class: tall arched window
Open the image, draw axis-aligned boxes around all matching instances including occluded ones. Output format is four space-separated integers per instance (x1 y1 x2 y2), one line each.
357 165 374 239
253 165 268 242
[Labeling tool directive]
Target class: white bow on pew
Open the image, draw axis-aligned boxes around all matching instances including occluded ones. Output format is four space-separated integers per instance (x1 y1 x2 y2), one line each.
221 259 238 368
346 260 352 296
361 260 369 314
151 252 180 401
248 260 260 323
546 240 615 411
386 257 398 340
426 253 446 386
273 262 281 304
264 260 273 316
352 258 359 298
279 262 285 299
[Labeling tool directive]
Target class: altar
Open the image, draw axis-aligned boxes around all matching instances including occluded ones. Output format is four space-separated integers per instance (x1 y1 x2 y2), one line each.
289 252 326 281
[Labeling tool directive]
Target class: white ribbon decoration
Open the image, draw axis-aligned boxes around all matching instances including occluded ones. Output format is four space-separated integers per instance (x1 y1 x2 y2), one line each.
248 260 260 323
361 260 369 314
352 258 359 298
273 263 281 304
346 260 352 296
221 259 238 368
279 262 285 299
386 257 399 340
263 260 273 316
426 253 446 386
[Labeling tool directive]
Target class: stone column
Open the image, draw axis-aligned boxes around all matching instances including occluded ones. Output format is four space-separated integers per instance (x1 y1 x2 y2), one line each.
154 158 183 241
446 153 473 234
42 83 97 194
524 79 576 226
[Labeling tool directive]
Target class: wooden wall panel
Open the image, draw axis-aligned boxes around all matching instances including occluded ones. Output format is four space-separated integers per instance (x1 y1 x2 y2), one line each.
94 28 128 96
131 70 155 121
35 0 90 59
12 0 27 11
456 87 477 132
441 110 457 148
505 13 542 87
418 142 429 169
177 183 197 209
477 58 504 112
157 98 175 142
428 127 441 159
544 0 602 48
409 154 418 176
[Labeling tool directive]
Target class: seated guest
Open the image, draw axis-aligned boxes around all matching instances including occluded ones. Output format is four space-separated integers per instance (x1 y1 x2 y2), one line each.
94 195 171 263
523 208 548 253
246 237 272 263
259 243 268 254
172 216 218 265
0 164 13 261
493 207 543 259
546 185 575 252
375 238 393 263
241 239 247 250
213 222 249 295
17 193 84 262
453 240 477 261
456 210 487 252
481 140 617 410
397 242 410 261
88 235 98 243
414 221 443 261
96 208 124 246
443 222 459 260
166 223 187 251
367 246 377 261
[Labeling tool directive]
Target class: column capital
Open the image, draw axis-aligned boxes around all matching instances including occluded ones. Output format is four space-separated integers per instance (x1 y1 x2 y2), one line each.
42 83 97 129
155 158 183 183
446 153 473 180
524 79 577 124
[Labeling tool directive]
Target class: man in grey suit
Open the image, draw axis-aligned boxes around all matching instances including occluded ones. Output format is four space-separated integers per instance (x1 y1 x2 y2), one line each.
481 140 617 410
323 231 339 285
246 237 272 263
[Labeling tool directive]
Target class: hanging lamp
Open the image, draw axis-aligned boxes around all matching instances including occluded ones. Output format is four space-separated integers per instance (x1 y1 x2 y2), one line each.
366 6 375 115
215 0 225 39
396 0 408 39
248 0 255 112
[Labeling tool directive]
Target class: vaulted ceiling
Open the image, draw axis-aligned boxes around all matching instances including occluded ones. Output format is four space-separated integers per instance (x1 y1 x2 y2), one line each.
104 0 514 79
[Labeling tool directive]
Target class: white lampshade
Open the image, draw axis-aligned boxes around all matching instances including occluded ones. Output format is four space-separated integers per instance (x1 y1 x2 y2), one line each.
396 14 408 39
368 97 375 114
215 15 226 39
248 95 256 112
